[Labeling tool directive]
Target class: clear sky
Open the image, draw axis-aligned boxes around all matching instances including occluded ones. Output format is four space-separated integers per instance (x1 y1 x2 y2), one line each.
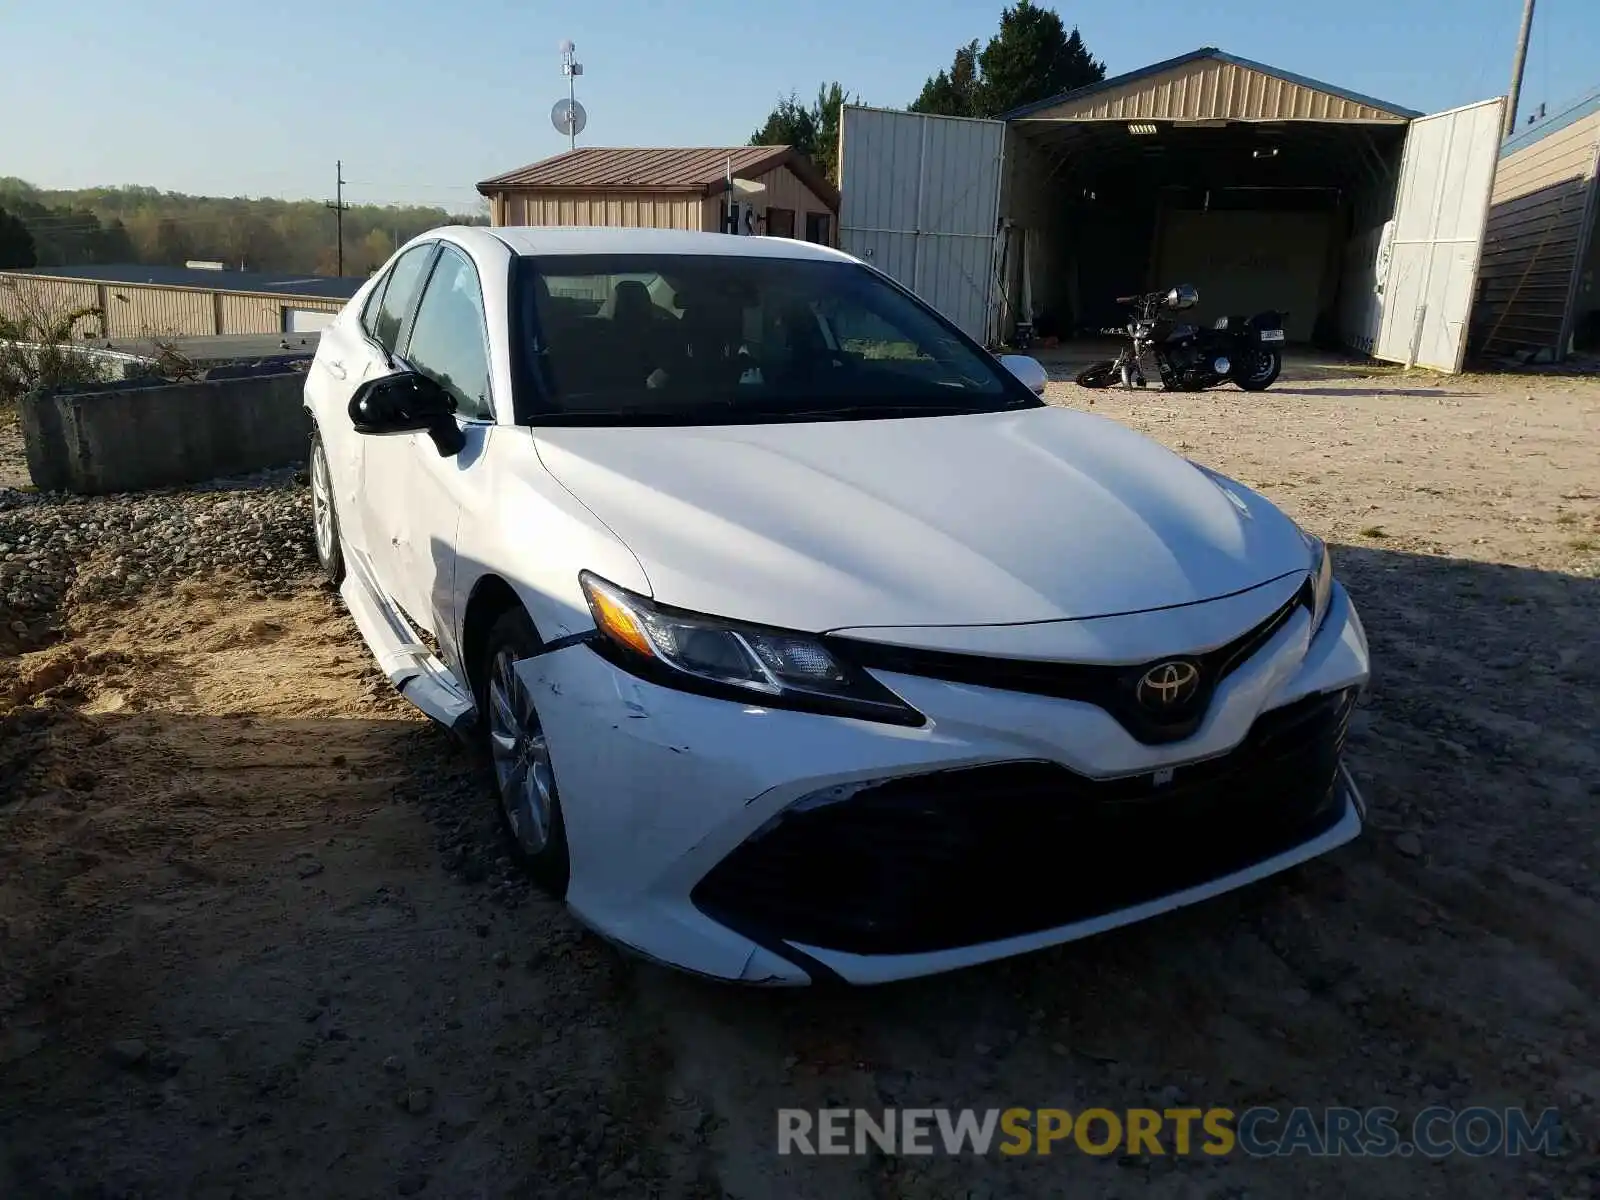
2 0 1596 209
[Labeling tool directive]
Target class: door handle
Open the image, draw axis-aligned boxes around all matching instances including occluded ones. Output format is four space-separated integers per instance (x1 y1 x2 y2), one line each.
326 359 347 380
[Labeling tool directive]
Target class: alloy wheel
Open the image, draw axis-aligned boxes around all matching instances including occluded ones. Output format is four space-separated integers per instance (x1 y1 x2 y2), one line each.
310 443 335 564
487 649 556 856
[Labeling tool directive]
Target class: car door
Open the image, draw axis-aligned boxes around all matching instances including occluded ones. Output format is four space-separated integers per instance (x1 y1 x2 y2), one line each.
366 242 501 639
305 273 392 558
348 241 440 596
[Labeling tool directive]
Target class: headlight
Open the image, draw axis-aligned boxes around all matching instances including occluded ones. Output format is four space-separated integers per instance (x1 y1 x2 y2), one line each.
1304 533 1334 634
579 572 924 726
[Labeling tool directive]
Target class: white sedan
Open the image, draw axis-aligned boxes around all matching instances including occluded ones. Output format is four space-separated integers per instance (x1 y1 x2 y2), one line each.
304 225 1370 986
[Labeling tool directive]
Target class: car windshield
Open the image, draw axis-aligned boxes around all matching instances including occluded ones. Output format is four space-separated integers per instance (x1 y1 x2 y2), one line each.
510 253 1039 424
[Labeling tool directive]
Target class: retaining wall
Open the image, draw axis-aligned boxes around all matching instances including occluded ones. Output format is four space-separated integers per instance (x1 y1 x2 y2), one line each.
20 372 311 495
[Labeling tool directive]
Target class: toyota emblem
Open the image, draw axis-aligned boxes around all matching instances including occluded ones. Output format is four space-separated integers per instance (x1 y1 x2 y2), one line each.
1136 660 1201 710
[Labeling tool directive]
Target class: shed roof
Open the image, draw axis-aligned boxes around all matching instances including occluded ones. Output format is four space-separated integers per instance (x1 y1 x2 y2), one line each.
1501 82 1600 158
2 263 366 300
1004 47 1421 123
477 145 840 210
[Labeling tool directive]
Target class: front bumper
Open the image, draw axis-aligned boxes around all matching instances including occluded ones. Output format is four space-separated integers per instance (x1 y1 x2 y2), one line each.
515 582 1370 985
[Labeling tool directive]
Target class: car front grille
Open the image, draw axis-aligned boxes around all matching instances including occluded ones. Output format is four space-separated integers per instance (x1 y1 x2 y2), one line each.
691 687 1356 958
826 580 1313 745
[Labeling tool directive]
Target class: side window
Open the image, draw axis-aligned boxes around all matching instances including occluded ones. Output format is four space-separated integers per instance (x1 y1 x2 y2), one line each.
766 207 796 238
403 246 494 421
359 276 388 338
372 244 436 352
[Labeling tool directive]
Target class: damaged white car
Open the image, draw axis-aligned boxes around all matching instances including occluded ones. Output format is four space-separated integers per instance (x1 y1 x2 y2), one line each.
304 226 1370 986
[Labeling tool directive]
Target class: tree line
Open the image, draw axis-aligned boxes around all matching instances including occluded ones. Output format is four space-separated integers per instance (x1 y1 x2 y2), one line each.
749 1 1105 183
0 178 485 278
1 3 1103 282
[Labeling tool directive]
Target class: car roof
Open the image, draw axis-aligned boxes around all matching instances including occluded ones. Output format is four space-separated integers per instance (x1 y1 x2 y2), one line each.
438 224 858 263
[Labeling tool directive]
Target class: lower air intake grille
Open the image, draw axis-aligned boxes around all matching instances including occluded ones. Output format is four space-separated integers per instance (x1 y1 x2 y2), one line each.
692 688 1356 957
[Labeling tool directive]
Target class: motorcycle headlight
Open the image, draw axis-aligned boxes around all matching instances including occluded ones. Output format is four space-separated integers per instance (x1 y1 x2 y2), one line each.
1304 533 1334 634
579 572 923 726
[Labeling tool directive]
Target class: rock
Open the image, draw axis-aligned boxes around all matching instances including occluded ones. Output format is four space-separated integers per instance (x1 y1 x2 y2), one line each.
383 1055 405 1074
397 1087 434 1115
493 950 511 969
1281 987 1311 1007
1394 832 1424 858
296 859 325 879
600 1169 630 1192
397 1172 429 1195
107 1038 150 1067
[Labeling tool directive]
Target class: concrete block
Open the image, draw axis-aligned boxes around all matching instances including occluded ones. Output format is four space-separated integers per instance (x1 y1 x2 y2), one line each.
20 372 311 495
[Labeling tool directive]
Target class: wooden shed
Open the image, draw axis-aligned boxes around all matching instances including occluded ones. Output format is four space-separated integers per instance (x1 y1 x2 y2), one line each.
476 145 840 246
1471 86 1600 362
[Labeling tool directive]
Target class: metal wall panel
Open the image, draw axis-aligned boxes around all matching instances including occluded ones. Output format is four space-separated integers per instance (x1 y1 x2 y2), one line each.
2 273 351 341
220 292 339 335
1025 58 1404 124
0 276 101 332
838 105 1006 342
1471 110 1600 357
1374 97 1505 372
499 190 705 230
103 284 215 338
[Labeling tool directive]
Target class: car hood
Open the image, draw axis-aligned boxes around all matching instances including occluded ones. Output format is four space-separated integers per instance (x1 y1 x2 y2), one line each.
533 408 1310 632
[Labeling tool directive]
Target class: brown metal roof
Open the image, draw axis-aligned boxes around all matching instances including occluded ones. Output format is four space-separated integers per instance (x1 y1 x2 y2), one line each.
477 145 839 210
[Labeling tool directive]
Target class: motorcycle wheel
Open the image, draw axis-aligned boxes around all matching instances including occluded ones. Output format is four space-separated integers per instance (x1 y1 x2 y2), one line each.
1075 360 1119 389
1234 348 1282 392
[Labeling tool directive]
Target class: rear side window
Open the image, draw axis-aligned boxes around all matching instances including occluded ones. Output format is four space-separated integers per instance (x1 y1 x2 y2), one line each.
371 244 436 352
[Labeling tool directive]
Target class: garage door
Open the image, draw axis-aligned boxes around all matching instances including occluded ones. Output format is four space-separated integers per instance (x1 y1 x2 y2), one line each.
1374 97 1506 372
838 105 1006 344
1156 210 1333 343
283 307 336 333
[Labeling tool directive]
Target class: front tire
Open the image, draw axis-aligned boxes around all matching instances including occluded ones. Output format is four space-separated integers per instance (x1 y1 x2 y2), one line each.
1233 348 1282 392
480 606 571 897
308 429 345 585
1075 360 1119 389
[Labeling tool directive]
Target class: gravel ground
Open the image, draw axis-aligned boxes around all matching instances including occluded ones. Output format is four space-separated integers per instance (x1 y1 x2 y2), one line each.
1 365 1598 1199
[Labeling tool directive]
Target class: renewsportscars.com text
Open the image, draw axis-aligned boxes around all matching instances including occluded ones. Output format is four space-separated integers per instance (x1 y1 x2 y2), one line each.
777 1106 1563 1159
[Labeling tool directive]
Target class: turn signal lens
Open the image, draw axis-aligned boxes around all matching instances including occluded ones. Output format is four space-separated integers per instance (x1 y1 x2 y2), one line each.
583 577 654 656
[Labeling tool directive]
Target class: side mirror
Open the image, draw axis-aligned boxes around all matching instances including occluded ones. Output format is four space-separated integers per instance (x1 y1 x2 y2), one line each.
998 354 1049 396
348 371 465 456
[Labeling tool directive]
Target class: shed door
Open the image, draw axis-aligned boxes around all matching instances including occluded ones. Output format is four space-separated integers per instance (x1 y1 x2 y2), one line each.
284 306 336 333
838 105 1006 344
1374 97 1506 371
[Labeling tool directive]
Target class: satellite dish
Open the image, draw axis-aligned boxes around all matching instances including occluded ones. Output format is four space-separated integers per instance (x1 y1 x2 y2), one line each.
552 98 587 137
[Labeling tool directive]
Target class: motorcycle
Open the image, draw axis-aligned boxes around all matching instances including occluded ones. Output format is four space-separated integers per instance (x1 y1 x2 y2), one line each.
1074 285 1286 393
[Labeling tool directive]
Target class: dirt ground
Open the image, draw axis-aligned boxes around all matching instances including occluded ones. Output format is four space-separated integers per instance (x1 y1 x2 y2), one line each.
2 363 1598 1199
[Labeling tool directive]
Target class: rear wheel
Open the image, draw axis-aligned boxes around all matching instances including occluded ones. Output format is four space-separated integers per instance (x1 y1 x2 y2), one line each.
1233 348 1282 392
1075 360 1119 389
479 605 571 897
308 430 344 585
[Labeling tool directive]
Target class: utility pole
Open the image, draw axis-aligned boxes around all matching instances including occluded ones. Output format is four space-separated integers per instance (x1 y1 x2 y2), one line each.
325 160 351 275
1504 0 1537 139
